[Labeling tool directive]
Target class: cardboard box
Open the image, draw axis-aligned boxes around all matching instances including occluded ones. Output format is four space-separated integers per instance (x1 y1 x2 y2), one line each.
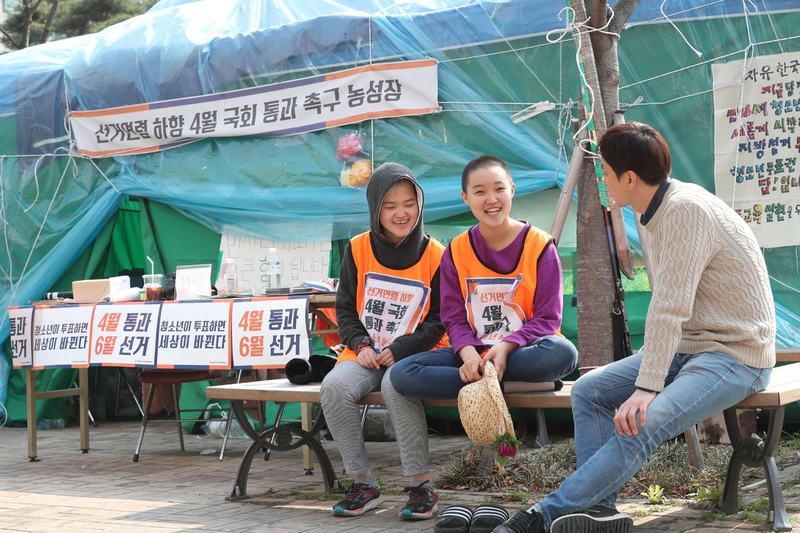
72 279 110 302
72 276 130 302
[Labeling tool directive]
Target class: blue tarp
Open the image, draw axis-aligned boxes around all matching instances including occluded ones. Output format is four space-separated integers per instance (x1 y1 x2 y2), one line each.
1 0 800 349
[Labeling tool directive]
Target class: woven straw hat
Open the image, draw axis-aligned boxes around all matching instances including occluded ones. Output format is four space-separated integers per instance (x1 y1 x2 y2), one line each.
457 363 516 445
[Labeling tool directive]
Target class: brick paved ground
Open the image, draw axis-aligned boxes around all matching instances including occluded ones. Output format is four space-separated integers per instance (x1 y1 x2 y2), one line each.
0 419 798 532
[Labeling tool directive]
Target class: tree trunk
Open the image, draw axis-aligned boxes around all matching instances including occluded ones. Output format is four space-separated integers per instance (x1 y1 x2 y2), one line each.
575 0 640 372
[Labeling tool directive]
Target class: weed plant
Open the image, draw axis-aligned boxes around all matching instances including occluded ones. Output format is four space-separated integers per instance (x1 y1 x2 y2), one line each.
437 432 800 500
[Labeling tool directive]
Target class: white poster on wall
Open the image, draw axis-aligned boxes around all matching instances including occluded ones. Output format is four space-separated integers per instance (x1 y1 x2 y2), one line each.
713 51 800 248
218 236 331 295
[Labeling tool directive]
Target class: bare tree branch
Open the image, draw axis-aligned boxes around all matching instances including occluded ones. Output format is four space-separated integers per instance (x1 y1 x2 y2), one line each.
0 25 21 49
40 0 61 44
609 0 641 34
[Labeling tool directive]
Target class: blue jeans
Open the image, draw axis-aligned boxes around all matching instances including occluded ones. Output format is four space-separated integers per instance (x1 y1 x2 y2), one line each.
533 350 771 531
390 335 578 400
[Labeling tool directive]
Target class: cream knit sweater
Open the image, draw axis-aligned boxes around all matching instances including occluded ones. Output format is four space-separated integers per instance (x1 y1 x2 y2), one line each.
636 179 776 392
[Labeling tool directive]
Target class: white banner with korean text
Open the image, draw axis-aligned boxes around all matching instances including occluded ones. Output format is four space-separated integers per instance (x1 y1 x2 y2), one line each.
156 300 231 369
32 305 93 369
70 59 439 157
90 302 161 367
713 51 800 248
9 306 35 368
231 297 311 369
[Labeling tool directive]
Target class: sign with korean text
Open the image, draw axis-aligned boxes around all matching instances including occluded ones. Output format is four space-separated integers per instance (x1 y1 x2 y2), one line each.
70 59 439 157
713 51 800 248
218 236 331 293
231 296 311 369
157 300 231 369
91 302 161 367
31 305 92 369
9 306 34 368
465 275 525 346
360 273 429 351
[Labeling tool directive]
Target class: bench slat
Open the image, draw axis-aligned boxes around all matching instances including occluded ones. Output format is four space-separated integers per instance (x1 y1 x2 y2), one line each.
207 362 800 410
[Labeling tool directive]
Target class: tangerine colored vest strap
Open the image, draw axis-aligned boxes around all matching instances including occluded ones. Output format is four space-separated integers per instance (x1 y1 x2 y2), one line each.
449 226 556 344
339 232 447 363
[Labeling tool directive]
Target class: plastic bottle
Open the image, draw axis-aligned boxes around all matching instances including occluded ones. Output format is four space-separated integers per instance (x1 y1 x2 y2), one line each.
37 418 65 429
201 418 248 439
265 248 282 289
223 258 238 295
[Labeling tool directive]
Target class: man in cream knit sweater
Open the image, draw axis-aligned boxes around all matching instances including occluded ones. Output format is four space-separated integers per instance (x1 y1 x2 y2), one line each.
494 122 776 533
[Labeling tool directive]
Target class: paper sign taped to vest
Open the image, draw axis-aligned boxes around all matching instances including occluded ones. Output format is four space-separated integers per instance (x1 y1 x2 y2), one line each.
361 272 429 351
465 275 525 346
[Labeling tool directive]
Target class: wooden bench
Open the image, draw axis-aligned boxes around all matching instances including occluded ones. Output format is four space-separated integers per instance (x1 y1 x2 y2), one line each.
207 361 800 532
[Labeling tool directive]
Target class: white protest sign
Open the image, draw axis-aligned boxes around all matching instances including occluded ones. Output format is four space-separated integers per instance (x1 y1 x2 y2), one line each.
713 51 800 248
32 305 93 369
9 306 35 368
175 264 213 300
156 300 231 369
218 236 331 294
90 302 161 367
231 296 311 369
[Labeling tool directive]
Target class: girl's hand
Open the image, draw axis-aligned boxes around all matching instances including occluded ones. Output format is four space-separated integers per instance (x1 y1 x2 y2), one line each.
457 346 483 382
377 347 395 367
357 347 380 369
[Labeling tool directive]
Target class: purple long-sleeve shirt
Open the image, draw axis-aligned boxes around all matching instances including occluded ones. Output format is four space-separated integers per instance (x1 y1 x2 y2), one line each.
440 223 564 357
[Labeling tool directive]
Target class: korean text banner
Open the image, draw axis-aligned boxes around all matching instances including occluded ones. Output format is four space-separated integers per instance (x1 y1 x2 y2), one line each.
69 59 440 157
713 51 800 248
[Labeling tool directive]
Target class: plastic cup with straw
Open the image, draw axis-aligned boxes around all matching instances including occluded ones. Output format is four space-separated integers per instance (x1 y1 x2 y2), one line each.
143 256 163 301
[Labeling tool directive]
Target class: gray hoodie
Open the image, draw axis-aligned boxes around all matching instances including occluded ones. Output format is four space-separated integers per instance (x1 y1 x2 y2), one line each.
335 163 445 362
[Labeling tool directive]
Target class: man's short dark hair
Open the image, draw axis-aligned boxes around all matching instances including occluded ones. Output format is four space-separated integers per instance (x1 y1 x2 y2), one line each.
598 122 671 186
461 155 511 192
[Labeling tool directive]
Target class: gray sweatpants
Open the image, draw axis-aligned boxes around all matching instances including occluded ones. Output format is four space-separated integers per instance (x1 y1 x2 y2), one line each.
319 361 429 477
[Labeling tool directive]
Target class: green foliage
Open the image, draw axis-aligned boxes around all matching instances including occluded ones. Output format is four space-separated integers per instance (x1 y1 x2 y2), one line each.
562 266 651 295
693 485 724 506
640 484 665 504
2 0 156 50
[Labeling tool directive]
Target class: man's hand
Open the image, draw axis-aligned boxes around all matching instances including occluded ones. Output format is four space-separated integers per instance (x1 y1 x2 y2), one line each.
376 347 395 368
356 347 381 369
457 346 483 383
614 388 657 436
480 341 518 381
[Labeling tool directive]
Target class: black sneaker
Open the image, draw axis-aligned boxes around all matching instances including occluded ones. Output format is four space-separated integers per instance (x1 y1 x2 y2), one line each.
332 483 383 516
492 509 544 533
550 505 633 533
399 481 439 519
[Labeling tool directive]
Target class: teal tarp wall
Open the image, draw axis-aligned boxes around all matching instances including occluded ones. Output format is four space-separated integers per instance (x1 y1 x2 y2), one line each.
3 0 800 423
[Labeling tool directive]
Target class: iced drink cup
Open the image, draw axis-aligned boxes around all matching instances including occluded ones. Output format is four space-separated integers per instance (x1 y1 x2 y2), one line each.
143 274 163 301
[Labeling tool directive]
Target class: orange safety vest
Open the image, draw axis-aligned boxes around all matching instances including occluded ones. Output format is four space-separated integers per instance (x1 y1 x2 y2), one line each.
449 226 558 345
339 232 448 363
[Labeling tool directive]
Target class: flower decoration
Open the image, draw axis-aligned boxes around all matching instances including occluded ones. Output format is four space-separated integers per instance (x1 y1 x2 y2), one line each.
336 133 364 161
340 159 373 188
490 433 522 466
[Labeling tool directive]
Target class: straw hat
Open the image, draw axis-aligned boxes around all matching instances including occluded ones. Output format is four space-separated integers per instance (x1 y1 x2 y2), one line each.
457 363 516 445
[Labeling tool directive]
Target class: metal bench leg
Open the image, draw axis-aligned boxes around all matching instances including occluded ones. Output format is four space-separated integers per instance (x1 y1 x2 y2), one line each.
720 406 790 532
226 400 344 500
